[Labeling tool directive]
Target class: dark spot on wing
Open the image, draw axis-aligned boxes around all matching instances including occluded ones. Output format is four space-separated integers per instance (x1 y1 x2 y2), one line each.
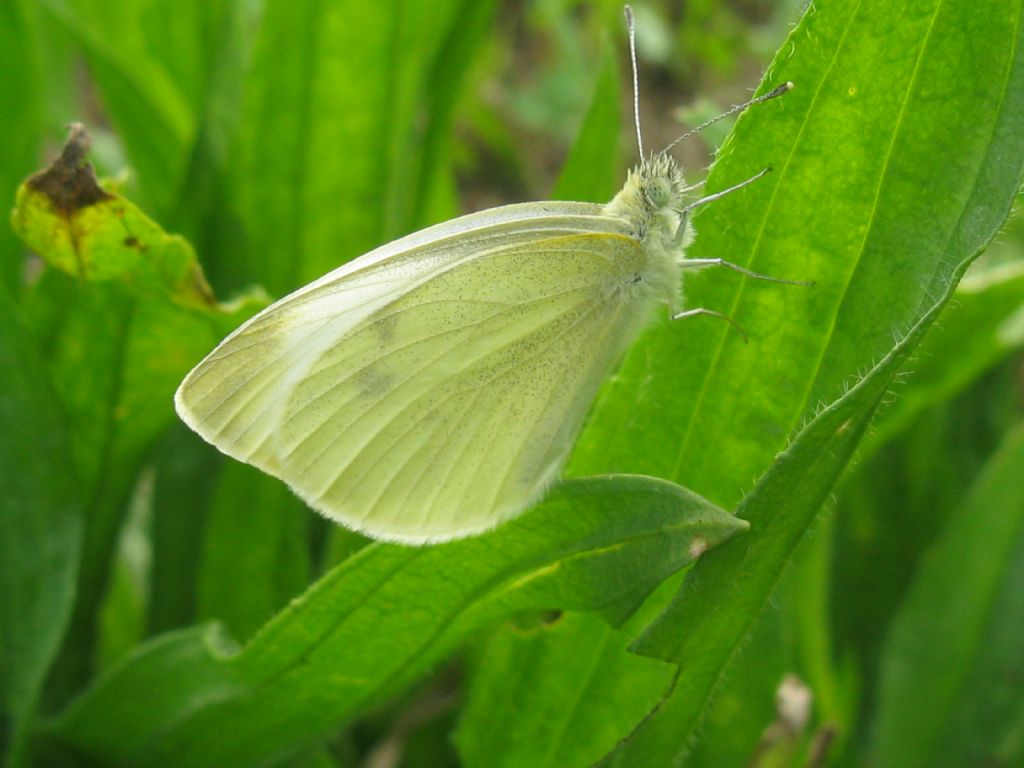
356 366 393 398
372 309 399 344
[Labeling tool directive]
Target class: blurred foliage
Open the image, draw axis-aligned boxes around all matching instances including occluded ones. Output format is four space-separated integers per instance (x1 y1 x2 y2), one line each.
2 1 1023 767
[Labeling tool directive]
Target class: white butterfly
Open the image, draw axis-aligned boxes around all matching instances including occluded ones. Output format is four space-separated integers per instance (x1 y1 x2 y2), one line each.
175 10 793 544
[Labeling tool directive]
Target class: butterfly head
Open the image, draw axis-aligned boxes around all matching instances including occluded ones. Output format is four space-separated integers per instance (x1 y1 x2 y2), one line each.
605 152 690 249
636 153 687 213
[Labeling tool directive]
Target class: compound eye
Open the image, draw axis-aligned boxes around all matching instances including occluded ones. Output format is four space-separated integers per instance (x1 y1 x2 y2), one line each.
645 178 671 208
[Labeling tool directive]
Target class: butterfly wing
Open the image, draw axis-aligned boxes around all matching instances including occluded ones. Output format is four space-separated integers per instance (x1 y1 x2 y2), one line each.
176 202 656 543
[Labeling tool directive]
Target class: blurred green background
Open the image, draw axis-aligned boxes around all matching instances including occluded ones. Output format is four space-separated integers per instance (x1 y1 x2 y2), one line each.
2 1 1023 766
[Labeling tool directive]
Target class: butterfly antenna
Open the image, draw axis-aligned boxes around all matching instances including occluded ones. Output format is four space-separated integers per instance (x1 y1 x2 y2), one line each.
624 6 643 159
663 81 794 155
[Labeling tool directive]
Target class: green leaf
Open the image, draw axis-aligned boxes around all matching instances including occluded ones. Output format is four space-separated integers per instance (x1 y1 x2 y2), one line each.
870 421 1024 768
51 476 746 767
38 0 197 214
0 294 82 767
196 464 311 642
147 425 223 635
9 127 265 701
168 0 255 255
554 0 1024 760
223 0 491 296
0 0 46 293
455 612 673 768
574 0 1024 500
10 125 216 311
552 40 621 204
615 252 976 766
573 0 1019 499
407 0 499 230
866 261 1024 454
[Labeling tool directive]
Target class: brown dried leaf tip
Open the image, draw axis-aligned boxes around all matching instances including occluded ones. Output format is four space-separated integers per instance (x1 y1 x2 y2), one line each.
28 123 113 214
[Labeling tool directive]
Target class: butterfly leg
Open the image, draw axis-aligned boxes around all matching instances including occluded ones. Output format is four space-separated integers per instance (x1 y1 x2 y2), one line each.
671 307 749 344
672 168 772 248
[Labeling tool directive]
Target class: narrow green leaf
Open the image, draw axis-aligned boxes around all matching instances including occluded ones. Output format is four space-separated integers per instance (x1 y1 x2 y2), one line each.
406 0 499 230
678 596 798 768
866 261 1024 453
870 421 1024 768
51 476 746 768
0 296 82 767
225 0 478 295
552 41 621 204
197 465 311 642
170 0 256 255
0 0 46 293
786 515 851 747
148 425 223 635
38 0 196 214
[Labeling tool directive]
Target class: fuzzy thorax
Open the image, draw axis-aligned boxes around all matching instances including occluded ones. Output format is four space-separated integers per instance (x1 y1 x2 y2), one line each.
603 152 693 311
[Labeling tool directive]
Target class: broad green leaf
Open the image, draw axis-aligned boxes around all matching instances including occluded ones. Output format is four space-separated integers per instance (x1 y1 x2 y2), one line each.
614 254 977 766
0 295 82 767
870 421 1024 768
455 611 673 768
559 0 1024 760
574 0 1024 502
51 476 746 767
